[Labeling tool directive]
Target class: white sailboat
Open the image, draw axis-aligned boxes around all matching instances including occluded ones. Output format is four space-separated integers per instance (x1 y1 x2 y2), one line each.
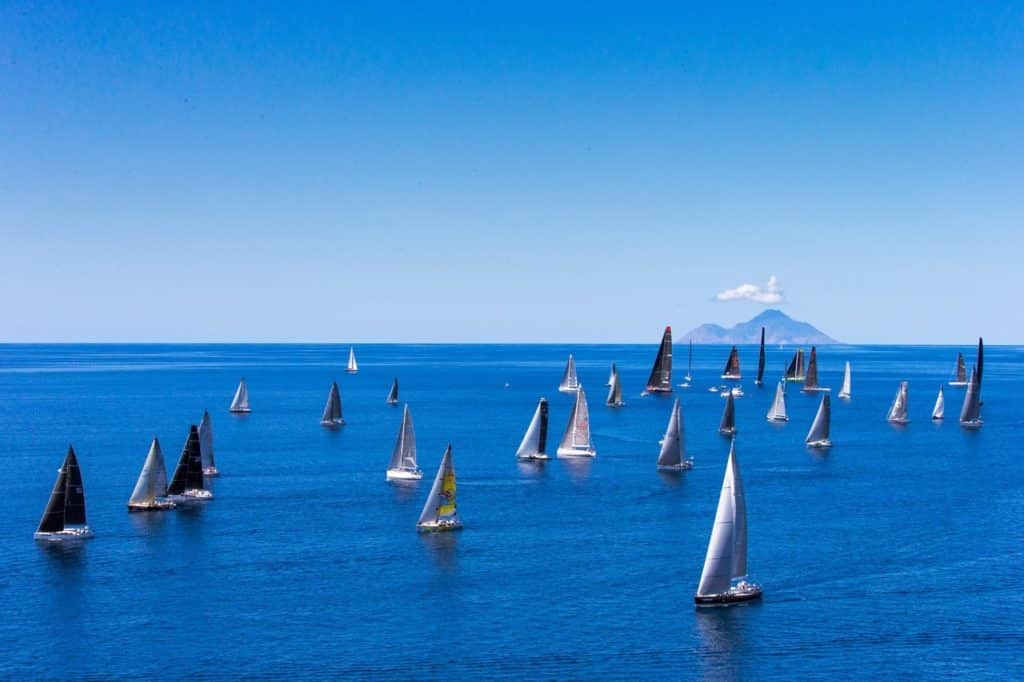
346 346 359 373
606 363 617 387
557 385 596 457
766 380 788 422
128 438 176 511
805 394 832 448
320 381 345 426
695 439 761 606
229 378 251 413
35 446 93 540
198 409 218 476
837 361 852 400
958 366 983 429
931 386 945 420
656 399 693 471
606 369 625 407
386 404 423 480
679 340 693 388
887 381 910 424
416 445 462 532
558 354 580 393
516 398 550 461
167 425 213 500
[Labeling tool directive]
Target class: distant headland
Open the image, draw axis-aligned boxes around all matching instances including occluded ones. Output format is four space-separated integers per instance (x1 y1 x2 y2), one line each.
681 309 838 344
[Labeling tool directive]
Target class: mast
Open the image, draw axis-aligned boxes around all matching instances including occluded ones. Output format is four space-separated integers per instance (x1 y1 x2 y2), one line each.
37 447 76 534
755 327 765 385
320 381 344 425
686 340 693 381
719 391 736 434
198 409 217 473
167 425 205 495
388 405 418 470
606 370 624 407
697 439 747 597
516 398 549 458
656 399 687 468
229 378 250 413
805 394 831 446
976 337 984 395
559 385 594 454
645 326 673 393
887 382 910 423
347 347 359 373
803 347 819 390
128 438 169 508
931 386 945 420
766 380 788 421
417 445 459 527
721 346 741 379
386 378 399 405
558 354 579 393
838 362 852 399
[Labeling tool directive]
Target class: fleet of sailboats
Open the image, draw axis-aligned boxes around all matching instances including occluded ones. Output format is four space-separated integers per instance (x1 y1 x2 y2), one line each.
516 398 550 460
887 381 910 424
755 327 766 386
198 409 218 476
229 377 251 413
416 445 461 532
320 381 345 426
128 438 175 511
805 394 832 448
386 405 423 480
167 425 213 501
838 362 852 400
931 386 945 420
721 346 741 380
386 378 399 405
766 380 788 422
346 347 359 373
35 446 93 540
557 385 596 457
558 354 580 393
801 347 830 393
656 399 693 471
645 326 673 393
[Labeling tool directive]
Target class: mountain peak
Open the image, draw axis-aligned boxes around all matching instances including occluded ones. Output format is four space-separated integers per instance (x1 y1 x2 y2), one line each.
682 310 838 344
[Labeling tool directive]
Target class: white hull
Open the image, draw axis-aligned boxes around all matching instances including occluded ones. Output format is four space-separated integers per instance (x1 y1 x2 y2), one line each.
386 468 423 481
658 461 693 472
801 387 831 393
516 453 550 461
345 369 357 374
387 399 399 406
558 386 579 394
838 392 851 400
417 519 462 533
959 419 983 429
948 381 968 387
320 418 345 427
721 374 741 380
557 447 596 458
806 439 832 448
888 418 910 425
607 401 625 408
766 415 788 422
34 526 93 541
203 466 220 477
719 427 736 436
168 489 213 501
128 499 177 512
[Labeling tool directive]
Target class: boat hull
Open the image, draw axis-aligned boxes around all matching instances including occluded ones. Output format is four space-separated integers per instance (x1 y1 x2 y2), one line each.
720 374 741 380
128 499 177 512
806 439 832 448
801 387 831 393
694 584 763 607
168 489 213 502
203 466 220 476
657 461 693 472
838 392 851 400
606 401 625 408
557 447 596 458
516 454 550 461
785 377 806 383
888 418 910 425
386 468 423 481
386 400 399 406
557 386 579 394
948 381 968 387
320 419 345 427
766 415 788 422
229 408 251 414
959 419 983 430
417 519 462 533
34 526 93 541
719 428 736 436
644 387 672 394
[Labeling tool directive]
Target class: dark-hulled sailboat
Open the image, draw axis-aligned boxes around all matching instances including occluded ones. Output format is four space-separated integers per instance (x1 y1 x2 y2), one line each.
167 425 212 501
719 391 737 436
607 368 625 407
801 347 830 393
320 381 345 426
35 446 93 540
386 378 399 405
755 327 766 386
645 326 673 393
721 346 741 380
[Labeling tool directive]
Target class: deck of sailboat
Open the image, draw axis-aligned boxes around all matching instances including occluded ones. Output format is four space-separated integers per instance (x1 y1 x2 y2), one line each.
694 583 763 607
34 526 93 541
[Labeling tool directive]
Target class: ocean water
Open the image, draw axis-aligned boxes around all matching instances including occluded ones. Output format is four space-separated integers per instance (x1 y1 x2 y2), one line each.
0 343 1021 679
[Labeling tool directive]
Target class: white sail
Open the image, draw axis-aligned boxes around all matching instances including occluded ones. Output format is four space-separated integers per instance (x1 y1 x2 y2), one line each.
606 370 624 407
558 354 579 393
805 394 831 447
417 445 460 530
128 438 170 508
931 386 945 420
516 398 549 459
766 381 788 421
697 440 748 597
229 378 250 413
346 347 359 373
606 363 617 387
557 385 595 457
887 381 910 423
320 382 345 426
387 404 419 472
656 399 691 469
838 362 852 399
198 409 218 474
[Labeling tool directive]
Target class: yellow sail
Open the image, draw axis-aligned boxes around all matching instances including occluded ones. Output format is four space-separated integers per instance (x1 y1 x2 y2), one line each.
437 471 457 517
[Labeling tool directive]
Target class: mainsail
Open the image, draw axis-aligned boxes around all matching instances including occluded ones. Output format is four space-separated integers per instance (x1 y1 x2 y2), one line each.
645 326 673 393
198 409 217 474
167 425 206 495
36 446 87 534
686 340 693 382
346 346 359 373
931 386 945 420
388 404 419 471
128 438 170 508
838 361 852 399
785 349 806 381
887 381 910 424
606 370 625 407
976 337 984 395
229 378 250 413
766 380 788 421
558 385 595 456
696 439 748 598
805 394 831 446
755 327 766 385
417 445 460 529
719 391 736 434
803 346 820 390
656 399 690 469
516 398 549 459
950 352 967 385
721 346 741 379
386 378 399 405
558 354 579 393
958 366 982 427
320 381 345 426
606 363 617 387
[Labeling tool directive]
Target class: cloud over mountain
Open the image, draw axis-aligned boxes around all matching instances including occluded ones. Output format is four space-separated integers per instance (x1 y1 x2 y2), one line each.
715 275 784 305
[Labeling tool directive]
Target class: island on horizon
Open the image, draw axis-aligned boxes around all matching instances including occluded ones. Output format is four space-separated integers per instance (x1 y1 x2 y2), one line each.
681 309 838 345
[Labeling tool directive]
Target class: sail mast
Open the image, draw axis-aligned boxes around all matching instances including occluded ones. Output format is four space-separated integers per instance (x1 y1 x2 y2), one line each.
838 361 852 399
386 378 399 405
755 327 765 385
645 326 673 393
558 354 579 393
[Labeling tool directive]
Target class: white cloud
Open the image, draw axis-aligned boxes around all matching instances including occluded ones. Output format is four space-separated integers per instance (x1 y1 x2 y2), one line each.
715 275 784 304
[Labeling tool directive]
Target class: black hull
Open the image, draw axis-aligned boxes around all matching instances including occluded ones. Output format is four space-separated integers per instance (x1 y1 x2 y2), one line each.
694 589 763 606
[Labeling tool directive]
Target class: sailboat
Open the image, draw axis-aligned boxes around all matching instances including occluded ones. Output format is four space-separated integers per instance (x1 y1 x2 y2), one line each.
755 327 766 386
975 337 984 393
516 398 550 461
645 326 673 393
198 409 218 476
766 380 788 422
887 381 910 425
35 446 93 540
678 340 693 387
386 404 423 480
784 349 806 382
557 384 596 457
719 391 737 436
958 366 983 429
948 352 968 386
558 354 580 393
320 381 345 426
801 347 830 393
386 378 399 405
229 377 251 413
606 369 625 407
805 394 832 448
656 399 693 471
167 425 212 500
416 444 462 532
721 346 741 380
694 439 761 606
838 362 852 400
346 346 359 373
931 386 945 420
128 438 176 511
606 363 617 387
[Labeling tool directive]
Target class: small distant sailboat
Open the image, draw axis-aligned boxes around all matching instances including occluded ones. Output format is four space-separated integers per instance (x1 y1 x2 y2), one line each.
656 399 693 471
766 380 788 422
948 352 968 386
386 404 423 480
694 438 761 607
931 386 945 420
975 337 984 393
606 363 617 387
755 327 766 386
516 398 550 461
721 346 741 380
784 349 806 382
606 369 625 407
416 444 462 532
958 366 983 429
838 361 852 400
645 326 673 393
346 346 359 373
678 340 693 388
887 381 910 425
167 425 212 500
229 378 251 413
320 381 345 426
801 347 830 393
128 438 176 511
557 385 596 457
805 394 832 448
198 410 218 476
719 391 737 436
35 446 93 540
558 354 580 394
386 378 399 405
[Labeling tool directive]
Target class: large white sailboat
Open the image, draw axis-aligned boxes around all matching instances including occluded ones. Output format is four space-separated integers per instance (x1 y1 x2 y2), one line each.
229 378 251 413
416 445 462 532
558 354 580 393
766 380 788 422
198 409 218 476
887 381 910 424
166 425 213 501
656 399 693 471
516 398 550 461
931 386 945 421
557 385 596 457
837 362 852 400
805 394 832 448
695 439 761 606
35 446 93 540
128 438 176 511
346 346 359 373
386 404 423 480
320 381 345 426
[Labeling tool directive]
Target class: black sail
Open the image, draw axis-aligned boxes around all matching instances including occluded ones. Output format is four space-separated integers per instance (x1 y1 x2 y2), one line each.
168 426 205 495
955 353 967 383
386 378 399 404
976 338 984 394
36 448 72 533
785 350 799 379
645 326 673 392
719 392 736 433
537 398 549 454
63 447 87 526
722 346 741 377
756 327 765 384
805 347 819 389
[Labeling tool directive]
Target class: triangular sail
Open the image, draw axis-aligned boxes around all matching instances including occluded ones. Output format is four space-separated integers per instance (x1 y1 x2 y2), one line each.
417 445 458 526
887 382 909 423
976 338 984 395
606 363 617 387
806 394 831 444
722 346 741 378
606 370 624 406
797 349 805 378
560 385 593 451
347 347 358 372
645 326 673 392
37 447 75 533
516 398 549 458
697 440 747 597
756 327 765 384
719 392 736 433
932 386 945 420
229 378 250 412
953 353 967 383
785 351 799 379
386 378 399 404
838 362 852 399
62 447 87 526
321 382 344 425
129 438 169 507
959 366 982 425
804 347 819 389
388 405 418 470
686 340 693 380
198 410 216 470
167 426 205 495
656 399 686 467
767 381 788 421
559 354 579 392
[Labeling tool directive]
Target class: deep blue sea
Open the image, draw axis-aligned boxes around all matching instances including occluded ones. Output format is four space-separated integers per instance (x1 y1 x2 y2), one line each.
1 343 1021 679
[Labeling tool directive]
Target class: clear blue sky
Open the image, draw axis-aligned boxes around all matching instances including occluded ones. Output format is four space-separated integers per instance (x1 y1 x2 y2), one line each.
2 2 1021 343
